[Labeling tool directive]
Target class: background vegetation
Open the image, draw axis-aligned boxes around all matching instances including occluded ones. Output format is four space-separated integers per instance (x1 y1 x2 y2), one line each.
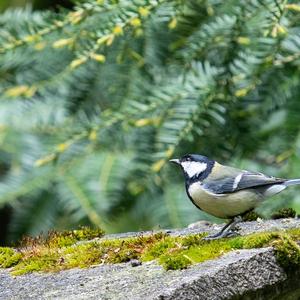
0 0 74 12
1 0 300 245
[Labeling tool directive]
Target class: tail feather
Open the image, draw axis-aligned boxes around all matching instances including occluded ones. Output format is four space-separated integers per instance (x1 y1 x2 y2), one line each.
284 179 300 186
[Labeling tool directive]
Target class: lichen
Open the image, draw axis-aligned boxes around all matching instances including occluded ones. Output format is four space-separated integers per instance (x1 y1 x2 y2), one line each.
0 226 299 275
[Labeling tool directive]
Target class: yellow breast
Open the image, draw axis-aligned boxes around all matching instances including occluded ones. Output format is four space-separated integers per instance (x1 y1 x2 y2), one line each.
188 182 262 219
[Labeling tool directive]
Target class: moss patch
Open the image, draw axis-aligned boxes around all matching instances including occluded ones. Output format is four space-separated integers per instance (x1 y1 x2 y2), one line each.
272 235 300 270
242 211 261 221
0 227 299 275
271 208 297 219
20 226 105 248
0 247 22 268
242 208 297 221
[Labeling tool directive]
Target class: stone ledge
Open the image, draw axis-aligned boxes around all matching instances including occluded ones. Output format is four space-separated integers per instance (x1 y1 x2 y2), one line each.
0 218 299 300
102 218 300 240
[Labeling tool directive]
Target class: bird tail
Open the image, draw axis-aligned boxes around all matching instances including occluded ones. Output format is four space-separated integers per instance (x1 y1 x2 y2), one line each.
284 179 300 186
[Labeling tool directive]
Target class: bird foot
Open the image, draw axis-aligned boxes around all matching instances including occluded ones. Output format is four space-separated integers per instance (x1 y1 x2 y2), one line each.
203 227 241 240
203 216 243 240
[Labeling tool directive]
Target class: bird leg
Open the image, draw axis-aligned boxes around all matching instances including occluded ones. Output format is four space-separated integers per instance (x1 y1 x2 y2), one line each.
204 216 242 240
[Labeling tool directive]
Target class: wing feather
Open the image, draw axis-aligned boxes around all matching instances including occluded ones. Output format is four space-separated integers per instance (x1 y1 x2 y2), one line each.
203 171 285 194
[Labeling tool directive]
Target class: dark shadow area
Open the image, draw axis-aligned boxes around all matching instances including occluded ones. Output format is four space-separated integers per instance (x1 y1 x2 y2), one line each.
0 0 74 12
33 0 74 11
0 205 12 246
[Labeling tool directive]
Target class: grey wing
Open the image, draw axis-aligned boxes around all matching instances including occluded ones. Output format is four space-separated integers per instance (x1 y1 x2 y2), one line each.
202 171 285 194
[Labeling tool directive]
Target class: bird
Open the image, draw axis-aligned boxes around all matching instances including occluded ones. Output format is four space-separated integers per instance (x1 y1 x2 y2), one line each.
170 154 300 239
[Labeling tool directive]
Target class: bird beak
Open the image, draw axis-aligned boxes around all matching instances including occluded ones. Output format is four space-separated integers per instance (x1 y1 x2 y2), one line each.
169 158 180 165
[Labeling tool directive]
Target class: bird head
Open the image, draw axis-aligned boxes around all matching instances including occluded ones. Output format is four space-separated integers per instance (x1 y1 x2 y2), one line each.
170 154 214 181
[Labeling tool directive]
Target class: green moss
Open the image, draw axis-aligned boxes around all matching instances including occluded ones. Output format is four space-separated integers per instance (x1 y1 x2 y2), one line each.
241 208 296 222
21 226 105 248
1 227 300 275
142 237 176 261
12 254 60 276
62 242 103 269
159 241 225 270
242 211 260 221
9 227 105 275
180 233 206 247
271 208 297 219
0 247 22 268
160 251 192 270
286 228 300 240
229 232 276 249
272 235 300 270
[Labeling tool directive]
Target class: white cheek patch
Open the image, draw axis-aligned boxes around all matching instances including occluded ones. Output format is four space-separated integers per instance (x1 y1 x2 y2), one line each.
181 161 207 178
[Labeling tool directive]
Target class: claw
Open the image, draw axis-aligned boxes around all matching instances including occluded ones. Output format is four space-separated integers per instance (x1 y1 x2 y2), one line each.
203 216 243 240
203 230 240 240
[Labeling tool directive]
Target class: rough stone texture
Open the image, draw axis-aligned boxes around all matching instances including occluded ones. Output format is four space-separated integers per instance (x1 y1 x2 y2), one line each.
102 218 300 241
0 218 299 300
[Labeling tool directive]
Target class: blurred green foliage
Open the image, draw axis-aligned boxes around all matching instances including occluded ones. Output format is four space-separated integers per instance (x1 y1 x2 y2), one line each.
0 0 300 244
0 0 73 12
0 0 27 12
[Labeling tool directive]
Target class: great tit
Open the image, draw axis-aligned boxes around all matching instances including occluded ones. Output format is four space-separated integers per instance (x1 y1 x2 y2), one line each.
170 154 300 239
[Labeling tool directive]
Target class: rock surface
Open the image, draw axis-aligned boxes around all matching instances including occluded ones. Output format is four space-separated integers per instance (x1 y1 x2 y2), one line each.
0 218 299 300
